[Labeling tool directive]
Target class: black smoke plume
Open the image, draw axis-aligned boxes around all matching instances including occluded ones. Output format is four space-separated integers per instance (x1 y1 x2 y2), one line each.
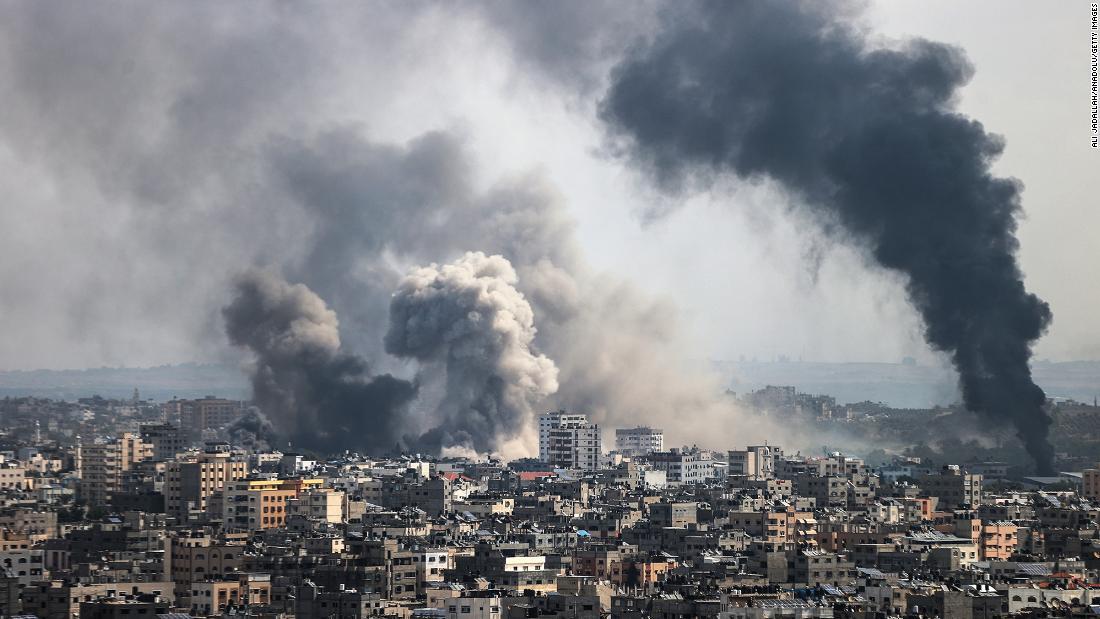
223 269 417 454
599 1 1054 472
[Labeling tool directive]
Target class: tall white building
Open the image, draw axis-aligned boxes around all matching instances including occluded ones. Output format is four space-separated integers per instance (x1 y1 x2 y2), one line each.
614 426 664 456
538 412 602 471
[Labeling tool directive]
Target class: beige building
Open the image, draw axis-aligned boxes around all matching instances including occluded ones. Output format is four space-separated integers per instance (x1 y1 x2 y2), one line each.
169 531 245 601
1083 464 1100 501
287 487 345 524
175 397 243 439
0 464 30 491
223 478 325 532
79 433 152 504
189 575 271 617
165 447 249 522
919 465 982 509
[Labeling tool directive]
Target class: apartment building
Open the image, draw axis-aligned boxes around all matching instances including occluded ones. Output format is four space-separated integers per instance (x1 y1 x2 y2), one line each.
223 478 325 532
539 412 602 471
648 448 714 486
287 487 346 524
165 444 249 521
728 444 782 480
614 427 664 457
1083 464 1100 501
79 433 152 504
168 397 243 440
920 465 983 509
140 423 187 461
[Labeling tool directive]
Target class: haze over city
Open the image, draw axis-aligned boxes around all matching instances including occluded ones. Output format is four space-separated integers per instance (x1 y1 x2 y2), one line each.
0 2 1098 618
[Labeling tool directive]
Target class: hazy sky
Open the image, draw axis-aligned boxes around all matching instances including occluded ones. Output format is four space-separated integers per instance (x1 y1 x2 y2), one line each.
0 0 1093 372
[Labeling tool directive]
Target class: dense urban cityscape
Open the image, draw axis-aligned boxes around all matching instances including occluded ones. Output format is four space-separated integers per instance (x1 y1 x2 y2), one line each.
0 0 1093 618
0 388 1094 618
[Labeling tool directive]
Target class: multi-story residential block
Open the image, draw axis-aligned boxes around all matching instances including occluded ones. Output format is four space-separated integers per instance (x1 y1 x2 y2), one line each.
287 487 345 524
169 530 245 600
222 477 324 532
171 397 243 440
79 433 152 504
1083 464 1100 501
140 423 187 461
0 464 30 491
614 427 664 457
539 412 602 471
648 448 714 486
164 444 249 522
919 465 983 509
728 444 782 479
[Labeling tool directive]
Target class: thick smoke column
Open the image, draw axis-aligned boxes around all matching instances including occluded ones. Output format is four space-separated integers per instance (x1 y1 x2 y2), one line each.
600 1 1054 472
385 252 559 456
223 270 417 454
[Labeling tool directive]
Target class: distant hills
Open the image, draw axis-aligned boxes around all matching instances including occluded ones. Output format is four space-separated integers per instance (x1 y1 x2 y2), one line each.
0 359 1096 408
0 363 249 401
717 359 1100 409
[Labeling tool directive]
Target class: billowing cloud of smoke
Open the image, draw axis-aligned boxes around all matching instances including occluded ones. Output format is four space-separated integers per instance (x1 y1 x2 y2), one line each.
226 407 278 452
385 252 558 457
0 1 852 457
223 269 417 454
598 0 1054 472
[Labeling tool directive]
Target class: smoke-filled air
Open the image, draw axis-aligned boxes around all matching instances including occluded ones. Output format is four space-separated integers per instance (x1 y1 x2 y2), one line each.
0 1 1065 471
223 270 417 454
599 0 1054 473
385 252 559 459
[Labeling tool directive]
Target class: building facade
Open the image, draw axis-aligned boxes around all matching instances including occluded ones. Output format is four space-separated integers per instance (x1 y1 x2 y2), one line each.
539 412 602 471
614 427 664 457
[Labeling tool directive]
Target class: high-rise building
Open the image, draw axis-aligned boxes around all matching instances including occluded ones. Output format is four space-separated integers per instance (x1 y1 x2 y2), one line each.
614 426 664 457
79 433 152 504
165 443 249 522
538 412 602 471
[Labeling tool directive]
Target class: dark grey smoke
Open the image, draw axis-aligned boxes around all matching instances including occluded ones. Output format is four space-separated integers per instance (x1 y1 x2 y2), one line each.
223 270 417 454
226 407 278 451
599 0 1054 473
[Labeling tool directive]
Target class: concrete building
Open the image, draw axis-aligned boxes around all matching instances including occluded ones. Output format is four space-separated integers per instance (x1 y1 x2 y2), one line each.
614 427 664 457
165 444 249 522
140 423 187 461
728 444 782 480
79 433 152 504
22 581 174 619
169 531 244 601
223 477 325 532
648 448 714 486
539 412 602 471
175 396 243 440
288 487 346 524
1083 463 1100 501
920 465 983 509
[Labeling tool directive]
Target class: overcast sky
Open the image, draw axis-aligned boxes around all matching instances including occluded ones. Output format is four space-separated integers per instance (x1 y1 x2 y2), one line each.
0 0 1093 372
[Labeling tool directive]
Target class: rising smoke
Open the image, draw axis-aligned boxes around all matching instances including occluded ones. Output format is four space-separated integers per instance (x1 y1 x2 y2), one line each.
385 252 559 458
223 269 417 454
599 0 1054 472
